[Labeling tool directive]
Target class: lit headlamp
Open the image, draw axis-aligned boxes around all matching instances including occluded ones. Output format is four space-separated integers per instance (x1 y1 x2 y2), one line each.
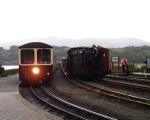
32 67 40 74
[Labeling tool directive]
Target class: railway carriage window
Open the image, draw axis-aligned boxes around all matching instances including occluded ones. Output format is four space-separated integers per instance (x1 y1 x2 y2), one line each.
21 50 34 64
37 49 51 64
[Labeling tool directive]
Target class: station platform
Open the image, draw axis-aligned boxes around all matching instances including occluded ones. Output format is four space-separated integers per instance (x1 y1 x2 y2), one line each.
112 72 150 77
0 74 62 120
132 72 150 79
132 72 150 76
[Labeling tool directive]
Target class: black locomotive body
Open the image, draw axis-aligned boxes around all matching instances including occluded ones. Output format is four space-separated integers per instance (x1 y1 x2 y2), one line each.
66 46 110 78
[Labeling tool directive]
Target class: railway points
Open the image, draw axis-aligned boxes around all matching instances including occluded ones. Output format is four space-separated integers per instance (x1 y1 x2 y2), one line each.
50 70 150 120
63 70 150 106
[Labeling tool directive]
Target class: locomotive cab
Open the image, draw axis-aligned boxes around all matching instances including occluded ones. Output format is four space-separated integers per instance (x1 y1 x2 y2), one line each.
19 42 54 85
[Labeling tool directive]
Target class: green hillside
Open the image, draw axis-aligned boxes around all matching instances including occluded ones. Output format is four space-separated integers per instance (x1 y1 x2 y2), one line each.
110 46 150 63
0 45 150 65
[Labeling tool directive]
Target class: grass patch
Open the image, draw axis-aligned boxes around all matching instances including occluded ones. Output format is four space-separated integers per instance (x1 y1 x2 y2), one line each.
0 69 18 77
145 99 150 104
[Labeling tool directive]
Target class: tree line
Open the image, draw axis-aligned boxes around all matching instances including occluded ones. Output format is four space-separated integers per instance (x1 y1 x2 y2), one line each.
0 45 149 65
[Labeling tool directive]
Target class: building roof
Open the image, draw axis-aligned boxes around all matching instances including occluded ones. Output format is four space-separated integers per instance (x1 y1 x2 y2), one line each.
19 42 53 49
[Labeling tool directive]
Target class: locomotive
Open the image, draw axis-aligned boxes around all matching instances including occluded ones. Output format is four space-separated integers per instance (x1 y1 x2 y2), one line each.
65 46 110 78
18 42 55 85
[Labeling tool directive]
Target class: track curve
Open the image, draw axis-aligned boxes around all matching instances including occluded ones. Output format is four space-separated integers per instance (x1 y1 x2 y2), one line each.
19 83 116 120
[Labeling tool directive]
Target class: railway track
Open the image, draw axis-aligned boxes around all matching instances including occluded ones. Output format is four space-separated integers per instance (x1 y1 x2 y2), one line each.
102 77 150 92
19 83 116 120
106 74 150 87
62 70 150 108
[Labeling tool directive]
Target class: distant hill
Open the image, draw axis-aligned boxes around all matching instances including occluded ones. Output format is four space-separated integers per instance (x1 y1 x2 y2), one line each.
1 37 149 49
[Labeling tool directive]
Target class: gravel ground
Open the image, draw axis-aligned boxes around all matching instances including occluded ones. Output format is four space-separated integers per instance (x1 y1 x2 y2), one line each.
50 70 150 120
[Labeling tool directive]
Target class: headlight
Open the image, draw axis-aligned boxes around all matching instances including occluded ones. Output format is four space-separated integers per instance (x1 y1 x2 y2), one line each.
32 67 40 74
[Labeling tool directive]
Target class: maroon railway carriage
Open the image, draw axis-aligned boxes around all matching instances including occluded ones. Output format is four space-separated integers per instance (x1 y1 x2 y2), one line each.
19 42 54 85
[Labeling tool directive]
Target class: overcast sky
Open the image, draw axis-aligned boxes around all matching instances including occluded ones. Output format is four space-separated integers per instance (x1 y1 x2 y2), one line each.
0 0 150 43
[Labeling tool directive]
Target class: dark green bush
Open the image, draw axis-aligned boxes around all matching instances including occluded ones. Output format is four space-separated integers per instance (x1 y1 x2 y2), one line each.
0 66 4 74
0 69 18 77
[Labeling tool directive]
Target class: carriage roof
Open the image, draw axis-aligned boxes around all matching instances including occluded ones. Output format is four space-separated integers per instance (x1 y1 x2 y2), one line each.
19 42 53 49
